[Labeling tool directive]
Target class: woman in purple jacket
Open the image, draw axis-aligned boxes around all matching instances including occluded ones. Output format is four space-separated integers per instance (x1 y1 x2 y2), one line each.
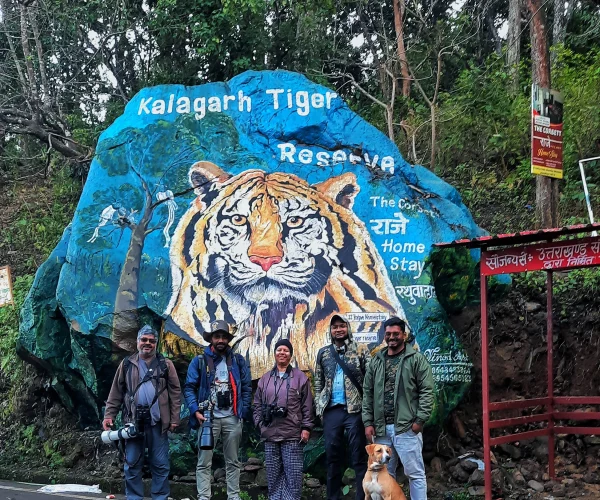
253 339 314 499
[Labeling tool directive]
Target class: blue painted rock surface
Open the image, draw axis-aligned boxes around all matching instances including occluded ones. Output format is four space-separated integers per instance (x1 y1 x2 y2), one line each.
20 70 485 422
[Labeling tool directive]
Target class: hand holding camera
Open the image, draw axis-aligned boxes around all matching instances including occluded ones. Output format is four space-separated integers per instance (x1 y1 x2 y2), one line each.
102 418 114 431
199 408 214 450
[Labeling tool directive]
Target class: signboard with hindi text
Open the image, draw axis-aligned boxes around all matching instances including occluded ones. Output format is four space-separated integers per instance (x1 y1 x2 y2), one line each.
481 237 600 276
0 266 14 307
531 84 564 179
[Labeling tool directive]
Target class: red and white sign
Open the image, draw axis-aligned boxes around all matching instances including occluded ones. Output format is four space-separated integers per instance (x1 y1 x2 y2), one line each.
481 237 600 276
531 84 564 179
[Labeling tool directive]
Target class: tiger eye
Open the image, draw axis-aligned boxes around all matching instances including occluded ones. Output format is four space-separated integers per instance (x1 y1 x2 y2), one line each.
231 215 247 226
287 216 304 228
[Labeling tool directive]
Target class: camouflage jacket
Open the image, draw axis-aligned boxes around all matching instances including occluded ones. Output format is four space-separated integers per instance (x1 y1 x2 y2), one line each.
314 342 371 417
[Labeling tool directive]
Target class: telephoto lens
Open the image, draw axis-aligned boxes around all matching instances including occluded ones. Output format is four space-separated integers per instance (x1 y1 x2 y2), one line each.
199 411 214 450
101 423 139 444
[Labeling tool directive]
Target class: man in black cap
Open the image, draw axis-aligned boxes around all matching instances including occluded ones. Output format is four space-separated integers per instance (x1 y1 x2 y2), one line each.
184 321 252 500
314 314 371 500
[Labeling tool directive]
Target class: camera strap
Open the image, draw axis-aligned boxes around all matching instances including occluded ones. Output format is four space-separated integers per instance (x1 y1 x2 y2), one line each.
330 344 363 397
126 355 169 412
206 353 233 385
269 366 291 407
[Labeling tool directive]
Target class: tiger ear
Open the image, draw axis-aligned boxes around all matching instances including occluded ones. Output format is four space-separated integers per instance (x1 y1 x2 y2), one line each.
189 161 231 195
313 172 360 209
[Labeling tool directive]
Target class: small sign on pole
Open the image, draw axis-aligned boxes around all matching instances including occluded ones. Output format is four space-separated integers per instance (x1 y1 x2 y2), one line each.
531 84 564 179
0 266 15 307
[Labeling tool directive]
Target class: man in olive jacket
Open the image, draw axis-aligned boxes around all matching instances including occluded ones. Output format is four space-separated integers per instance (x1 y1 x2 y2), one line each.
362 317 434 500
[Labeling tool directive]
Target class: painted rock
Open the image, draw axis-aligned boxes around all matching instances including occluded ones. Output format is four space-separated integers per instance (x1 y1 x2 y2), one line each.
19 70 485 422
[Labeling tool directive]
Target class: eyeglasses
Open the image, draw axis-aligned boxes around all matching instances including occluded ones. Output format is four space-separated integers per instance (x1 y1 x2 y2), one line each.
139 337 157 344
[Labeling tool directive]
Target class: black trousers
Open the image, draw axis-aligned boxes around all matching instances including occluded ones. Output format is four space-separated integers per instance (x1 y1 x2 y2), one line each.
323 405 367 500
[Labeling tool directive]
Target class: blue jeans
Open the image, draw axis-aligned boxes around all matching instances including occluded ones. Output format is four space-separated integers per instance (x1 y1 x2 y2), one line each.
375 424 427 500
124 424 170 500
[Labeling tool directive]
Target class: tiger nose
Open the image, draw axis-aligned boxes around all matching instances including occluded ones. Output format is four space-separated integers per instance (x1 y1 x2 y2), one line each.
249 255 282 272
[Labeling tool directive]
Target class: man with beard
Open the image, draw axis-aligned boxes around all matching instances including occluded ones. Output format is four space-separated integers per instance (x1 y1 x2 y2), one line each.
103 325 181 500
184 321 252 500
314 314 370 500
362 317 434 500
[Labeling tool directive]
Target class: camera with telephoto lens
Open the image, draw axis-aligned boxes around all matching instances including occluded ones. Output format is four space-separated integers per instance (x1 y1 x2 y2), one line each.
216 390 231 410
100 404 151 444
199 409 214 450
101 423 139 444
261 403 288 425
197 401 214 450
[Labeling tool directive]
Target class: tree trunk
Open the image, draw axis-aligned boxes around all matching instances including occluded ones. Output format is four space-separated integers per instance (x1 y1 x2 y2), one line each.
112 222 147 352
430 104 437 169
551 0 574 63
486 10 503 56
528 0 558 228
393 0 411 97
112 170 155 351
28 2 50 106
507 0 521 92
0 0 28 96
19 4 37 96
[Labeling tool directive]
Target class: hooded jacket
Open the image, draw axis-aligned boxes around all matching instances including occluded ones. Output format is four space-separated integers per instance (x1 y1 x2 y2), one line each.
183 345 252 427
313 316 371 417
362 344 434 436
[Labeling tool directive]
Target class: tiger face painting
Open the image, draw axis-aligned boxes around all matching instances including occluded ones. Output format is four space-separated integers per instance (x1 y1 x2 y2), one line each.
165 161 406 377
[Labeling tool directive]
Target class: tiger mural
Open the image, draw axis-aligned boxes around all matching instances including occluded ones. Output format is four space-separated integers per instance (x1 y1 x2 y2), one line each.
164 161 406 378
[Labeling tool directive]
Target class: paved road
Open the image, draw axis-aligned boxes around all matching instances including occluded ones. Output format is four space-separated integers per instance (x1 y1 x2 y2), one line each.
0 480 124 500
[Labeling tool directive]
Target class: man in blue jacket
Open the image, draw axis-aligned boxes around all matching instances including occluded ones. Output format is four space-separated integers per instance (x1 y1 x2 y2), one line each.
184 321 252 500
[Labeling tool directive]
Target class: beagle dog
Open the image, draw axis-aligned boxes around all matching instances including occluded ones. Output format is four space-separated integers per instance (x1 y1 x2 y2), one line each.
363 444 407 500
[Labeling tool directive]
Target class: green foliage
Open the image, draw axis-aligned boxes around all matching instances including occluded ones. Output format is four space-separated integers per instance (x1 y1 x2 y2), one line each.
449 491 472 500
430 247 478 313
14 424 39 457
427 46 600 235
0 274 34 380
552 48 600 213
438 61 531 176
43 440 65 469
514 267 600 311
0 171 80 273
